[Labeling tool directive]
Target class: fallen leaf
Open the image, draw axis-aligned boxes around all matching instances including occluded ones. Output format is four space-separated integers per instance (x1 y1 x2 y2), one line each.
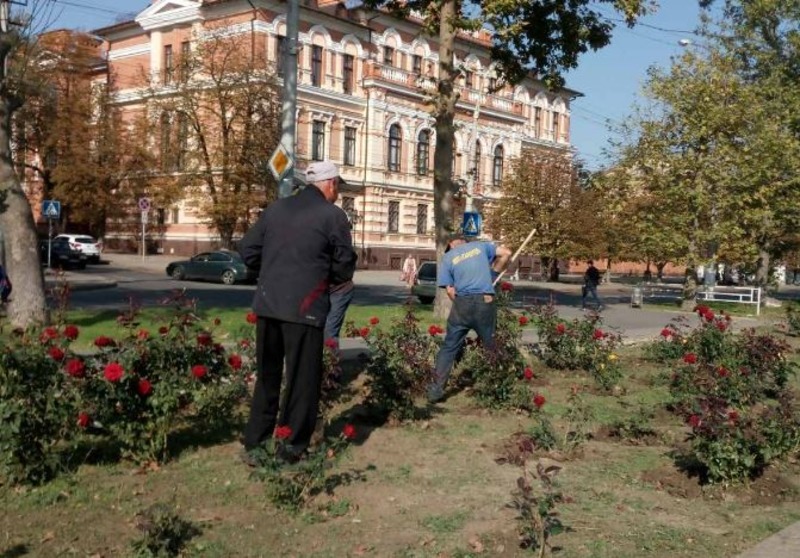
40 531 56 543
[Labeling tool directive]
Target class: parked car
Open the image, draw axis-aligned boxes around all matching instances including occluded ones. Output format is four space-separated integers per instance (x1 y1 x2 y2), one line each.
411 261 437 304
39 239 88 269
53 234 102 263
166 250 257 285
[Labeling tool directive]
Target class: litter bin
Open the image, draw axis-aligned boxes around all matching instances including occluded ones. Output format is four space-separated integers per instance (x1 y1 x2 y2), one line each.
631 285 643 308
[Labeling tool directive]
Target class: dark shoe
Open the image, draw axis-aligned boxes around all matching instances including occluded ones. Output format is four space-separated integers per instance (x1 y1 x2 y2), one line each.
239 448 259 468
427 385 444 404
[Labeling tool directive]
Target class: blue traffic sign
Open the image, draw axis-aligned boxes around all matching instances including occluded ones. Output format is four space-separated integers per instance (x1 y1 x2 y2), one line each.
462 211 481 236
42 200 61 220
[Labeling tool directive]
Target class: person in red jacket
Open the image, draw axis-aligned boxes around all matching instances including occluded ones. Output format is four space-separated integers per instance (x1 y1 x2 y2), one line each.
239 160 357 463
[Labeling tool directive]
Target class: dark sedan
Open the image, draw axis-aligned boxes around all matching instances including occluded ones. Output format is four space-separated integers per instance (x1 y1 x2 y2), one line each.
166 250 257 285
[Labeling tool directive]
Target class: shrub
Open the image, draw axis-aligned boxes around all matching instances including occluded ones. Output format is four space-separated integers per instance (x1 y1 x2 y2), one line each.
529 303 623 391
358 308 438 422
643 317 691 363
667 306 800 483
785 301 800 335
130 502 201 557
510 460 567 555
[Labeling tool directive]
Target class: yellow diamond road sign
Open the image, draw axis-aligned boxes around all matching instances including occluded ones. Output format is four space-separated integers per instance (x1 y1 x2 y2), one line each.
268 144 293 181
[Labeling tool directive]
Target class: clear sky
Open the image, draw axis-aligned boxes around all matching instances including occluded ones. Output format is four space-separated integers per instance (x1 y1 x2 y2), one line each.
45 0 709 171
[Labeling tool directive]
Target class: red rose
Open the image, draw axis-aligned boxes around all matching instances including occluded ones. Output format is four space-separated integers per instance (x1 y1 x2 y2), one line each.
500 282 513 292
275 425 292 440
240 339 251 349
63 324 79 340
103 362 124 382
660 328 672 338
214 343 225 354
533 393 546 408
683 353 697 364
137 378 152 396
694 304 709 315
717 366 729 378
556 323 566 335
65 358 85 378
593 329 604 340
728 410 739 423
191 364 208 379
213 318 222 326
197 333 212 346
94 336 115 348
360 327 370 338
428 324 441 336
688 414 701 428
158 326 169 335
519 316 529 326
246 312 258 324
369 316 380 325
523 367 534 380
342 424 357 440
77 412 91 428
228 354 243 370
48 346 65 361
137 329 150 340
715 321 727 332
324 338 338 350
40 327 59 342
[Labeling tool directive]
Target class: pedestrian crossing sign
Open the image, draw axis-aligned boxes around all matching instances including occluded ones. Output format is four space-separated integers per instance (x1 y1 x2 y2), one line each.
41 200 61 220
461 211 481 237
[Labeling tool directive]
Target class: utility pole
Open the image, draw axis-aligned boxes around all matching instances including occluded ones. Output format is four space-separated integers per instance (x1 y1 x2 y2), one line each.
278 0 299 198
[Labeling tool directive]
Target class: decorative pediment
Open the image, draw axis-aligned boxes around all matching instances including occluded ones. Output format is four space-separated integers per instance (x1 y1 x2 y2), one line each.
135 0 203 31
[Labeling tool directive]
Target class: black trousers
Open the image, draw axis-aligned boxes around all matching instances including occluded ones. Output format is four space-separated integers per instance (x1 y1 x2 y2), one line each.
243 317 324 453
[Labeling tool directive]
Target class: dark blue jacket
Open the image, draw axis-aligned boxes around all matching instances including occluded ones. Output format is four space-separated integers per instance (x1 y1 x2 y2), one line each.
239 187 357 328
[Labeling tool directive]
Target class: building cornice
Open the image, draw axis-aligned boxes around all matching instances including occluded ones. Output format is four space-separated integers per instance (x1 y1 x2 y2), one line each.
135 0 204 32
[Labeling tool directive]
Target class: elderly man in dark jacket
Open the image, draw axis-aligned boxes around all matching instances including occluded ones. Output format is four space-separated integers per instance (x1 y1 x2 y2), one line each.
239 160 357 461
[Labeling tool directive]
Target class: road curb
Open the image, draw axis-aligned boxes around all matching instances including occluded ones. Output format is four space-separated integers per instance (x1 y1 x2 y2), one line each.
45 280 118 292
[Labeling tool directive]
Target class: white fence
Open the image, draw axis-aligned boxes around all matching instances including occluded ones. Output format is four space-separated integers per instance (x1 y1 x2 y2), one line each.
631 283 763 315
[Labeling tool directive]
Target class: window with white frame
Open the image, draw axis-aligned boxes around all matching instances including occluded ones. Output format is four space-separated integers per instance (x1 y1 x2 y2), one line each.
387 123 402 172
312 120 325 161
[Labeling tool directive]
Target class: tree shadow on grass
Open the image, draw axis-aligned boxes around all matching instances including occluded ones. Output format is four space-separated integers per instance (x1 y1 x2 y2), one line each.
0 544 29 558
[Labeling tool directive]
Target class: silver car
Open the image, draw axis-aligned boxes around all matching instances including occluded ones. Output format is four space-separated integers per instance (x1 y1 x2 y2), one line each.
54 234 102 263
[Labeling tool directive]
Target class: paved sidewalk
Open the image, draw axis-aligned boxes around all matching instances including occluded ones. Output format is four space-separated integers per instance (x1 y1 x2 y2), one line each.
736 521 800 558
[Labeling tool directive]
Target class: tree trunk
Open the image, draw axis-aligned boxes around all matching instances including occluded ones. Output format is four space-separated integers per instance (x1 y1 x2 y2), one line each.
681 262 699 310
432 0 458 320
548 258 559 282
604 257 612 284
656 261 667 282
0 97 47 328
754 245 770 287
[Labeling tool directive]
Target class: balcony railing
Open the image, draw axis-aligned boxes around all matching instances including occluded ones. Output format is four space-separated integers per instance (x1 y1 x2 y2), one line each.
364 61 523 116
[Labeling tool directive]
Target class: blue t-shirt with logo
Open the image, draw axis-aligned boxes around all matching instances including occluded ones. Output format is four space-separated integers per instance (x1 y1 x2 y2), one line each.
438 241 497 295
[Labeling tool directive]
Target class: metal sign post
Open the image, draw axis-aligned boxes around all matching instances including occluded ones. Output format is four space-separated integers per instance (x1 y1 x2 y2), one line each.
41 200 61 268
138 198 151 261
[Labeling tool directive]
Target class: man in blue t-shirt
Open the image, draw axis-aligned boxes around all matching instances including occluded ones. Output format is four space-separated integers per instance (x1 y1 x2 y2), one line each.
428 235 511 403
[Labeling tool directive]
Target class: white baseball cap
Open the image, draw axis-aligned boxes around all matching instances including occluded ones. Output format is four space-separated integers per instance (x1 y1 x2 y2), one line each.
305 160 347 185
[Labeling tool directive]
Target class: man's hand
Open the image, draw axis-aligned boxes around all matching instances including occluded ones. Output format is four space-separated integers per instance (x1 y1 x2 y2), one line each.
492 244 512 273
445 285 456 301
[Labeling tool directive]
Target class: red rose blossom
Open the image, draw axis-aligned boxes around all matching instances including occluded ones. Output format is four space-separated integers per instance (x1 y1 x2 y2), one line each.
683 353 697 364
360 327 370 338
214 343 225 354
191 364 208 379
717 366 729 377
704 310 715 322
40 327 59 342
77 412 91 428
65 358 85 378
48 346 65 361
593 329 604 340
137 329 150 340
519 316 529 326
240 339 251 349
158 326 169 335
428 324 441 336
275 425 292 440
228 354 243 370
500 282 513 292
342 424 357 440
324 338 338 349
369 316 380 325
728 410 739 422
715 321 727 332
137 378 153 396
523 367 534 380
63 324 79 340
556 323 566 334
213 318 222 326
197 333 212 346
94 335 115 348
533 393 546 408
660 328 672 338
688 414 701 428
246 312 258 324
103 362 124 382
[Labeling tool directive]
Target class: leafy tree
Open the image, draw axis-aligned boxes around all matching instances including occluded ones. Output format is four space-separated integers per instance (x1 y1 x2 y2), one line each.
149 30 281 248
0 0 60 328
361 0 648 314
486 150 597 281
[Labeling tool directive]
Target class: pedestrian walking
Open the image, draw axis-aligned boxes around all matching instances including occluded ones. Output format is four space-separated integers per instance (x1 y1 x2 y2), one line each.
427 235 512 403
582 259 604 311
401 253 417 288
239 160 357 463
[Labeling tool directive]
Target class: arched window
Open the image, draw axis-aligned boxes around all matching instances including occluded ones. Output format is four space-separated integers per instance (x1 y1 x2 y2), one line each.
416 129 430 175
473 141 482 183
387 123 402 172
492 145 504 187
